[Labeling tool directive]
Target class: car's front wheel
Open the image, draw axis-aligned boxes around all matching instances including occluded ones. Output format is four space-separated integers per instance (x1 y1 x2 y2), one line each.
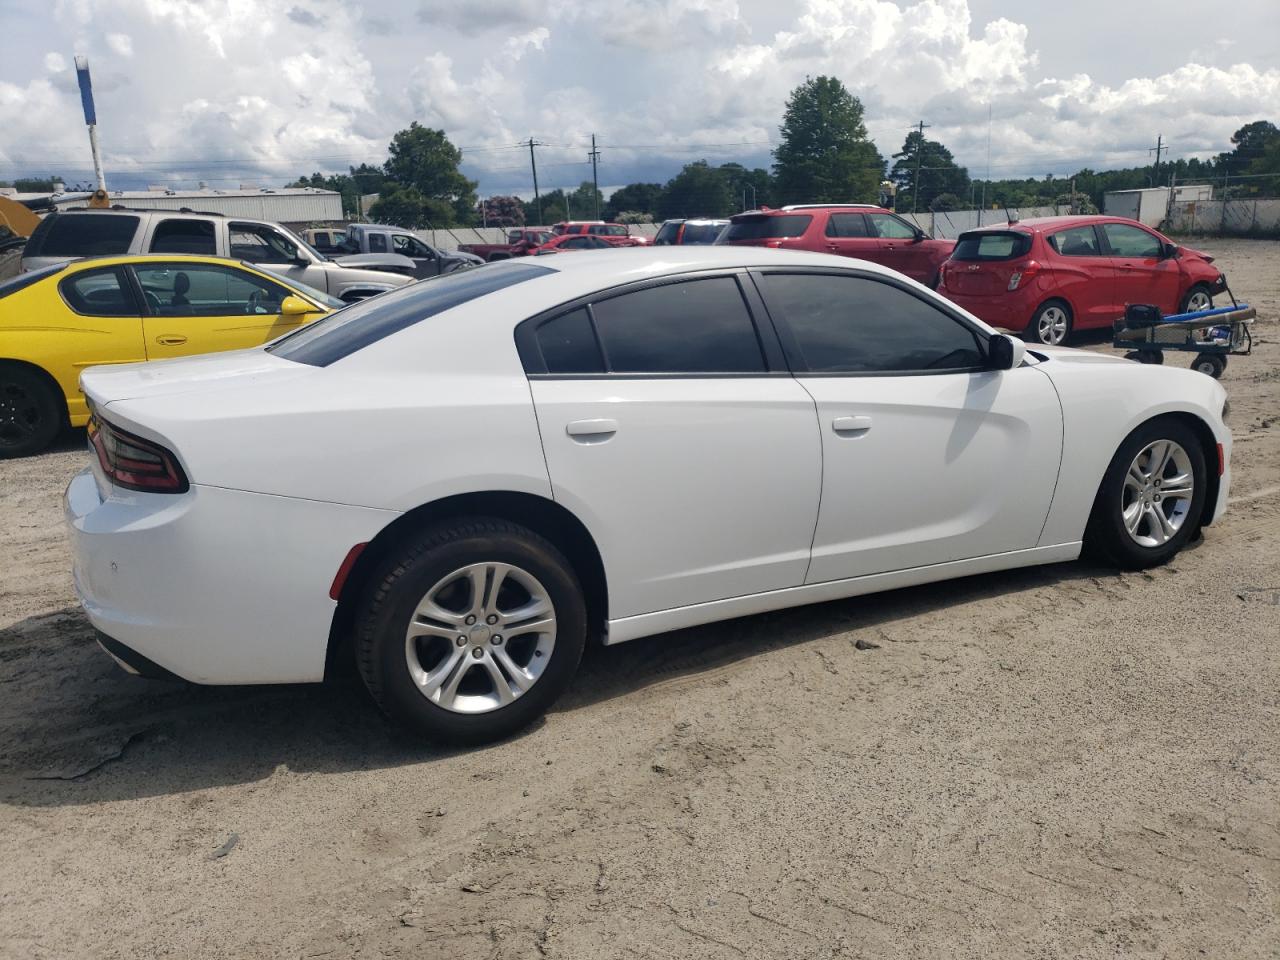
1027 300 1073 346
1085 417 1207 569
1180 284 1213 314
355 518 587 743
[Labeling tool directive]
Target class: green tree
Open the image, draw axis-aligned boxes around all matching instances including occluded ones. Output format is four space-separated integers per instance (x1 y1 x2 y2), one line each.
890 131 970 212
523 189 567 226
657 160 736 219
772 76 883 204
368 185 454 228
382 123 478 225
605 182 663 220
1217 120 1279 176
717 163 774 210
567 180 604 220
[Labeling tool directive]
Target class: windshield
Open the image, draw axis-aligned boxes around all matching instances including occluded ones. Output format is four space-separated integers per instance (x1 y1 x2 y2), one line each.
719 214 812 241
267 261 555 366
255 266 345 309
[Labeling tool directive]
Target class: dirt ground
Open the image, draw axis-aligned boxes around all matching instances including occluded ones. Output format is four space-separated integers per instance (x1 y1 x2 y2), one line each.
2 239 1278 959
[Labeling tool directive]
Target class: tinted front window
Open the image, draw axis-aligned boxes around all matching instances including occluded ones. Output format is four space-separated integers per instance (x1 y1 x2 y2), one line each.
590 277 765 374
60 266 138 317
720 215 812 241
27 214 139 257
134 263 291 316
759 273 984 373
269 261 555 366
1102 222 1162 258
536 308 602 374
951 231 1032 261
1048 226 1101 256
149 219 217 255
230 223 299 263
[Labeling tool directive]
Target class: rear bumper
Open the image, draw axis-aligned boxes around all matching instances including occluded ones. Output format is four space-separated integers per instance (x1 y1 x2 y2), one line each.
938 290 1028 332
65 468 398 685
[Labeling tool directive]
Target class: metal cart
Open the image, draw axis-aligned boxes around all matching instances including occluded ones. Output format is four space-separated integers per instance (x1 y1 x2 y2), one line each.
1113 301 1256 379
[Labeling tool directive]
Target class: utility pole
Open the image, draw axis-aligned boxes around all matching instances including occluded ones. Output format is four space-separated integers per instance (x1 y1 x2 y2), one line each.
525 138 544 225
1149 134 1164 186
588 134 601 220
911 119 931 214
980 102 992 227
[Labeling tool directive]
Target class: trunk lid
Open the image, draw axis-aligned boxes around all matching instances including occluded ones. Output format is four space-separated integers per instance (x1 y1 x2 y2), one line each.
80 349 311 408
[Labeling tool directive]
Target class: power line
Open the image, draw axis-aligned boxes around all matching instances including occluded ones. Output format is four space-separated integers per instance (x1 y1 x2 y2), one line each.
911 119 930 214
589 134 601 219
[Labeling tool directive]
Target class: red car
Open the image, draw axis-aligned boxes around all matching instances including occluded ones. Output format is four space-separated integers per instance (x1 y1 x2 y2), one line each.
531 233 642 255
551 221 648 244
716 204 954 286
936 215 1227 345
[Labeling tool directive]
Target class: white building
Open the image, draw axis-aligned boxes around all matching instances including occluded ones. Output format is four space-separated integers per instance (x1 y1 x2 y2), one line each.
51 186 342 223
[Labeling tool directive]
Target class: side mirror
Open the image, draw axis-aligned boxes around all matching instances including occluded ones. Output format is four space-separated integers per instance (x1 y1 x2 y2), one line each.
1161 241 1179 259
988 333 1027 370
913 230 927 243
279 295 314 317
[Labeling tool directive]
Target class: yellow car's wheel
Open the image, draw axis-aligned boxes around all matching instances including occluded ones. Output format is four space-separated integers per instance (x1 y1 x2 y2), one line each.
0 363 63 458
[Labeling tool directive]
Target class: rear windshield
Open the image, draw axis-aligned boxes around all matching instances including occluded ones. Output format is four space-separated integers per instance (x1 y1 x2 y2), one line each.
951 231 1032 261
720 214 812 241
26 213 139 258
681 222 726 244
267 261 555 366
0 264 65 299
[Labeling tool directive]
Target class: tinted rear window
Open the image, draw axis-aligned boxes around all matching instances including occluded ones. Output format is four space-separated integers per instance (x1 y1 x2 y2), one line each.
720 214 812 241
26 214 139 258
267 262 554 366
0 264 65 298
680 222 725 244
149 218 217 255
951 231 1032 261
653 222 681 245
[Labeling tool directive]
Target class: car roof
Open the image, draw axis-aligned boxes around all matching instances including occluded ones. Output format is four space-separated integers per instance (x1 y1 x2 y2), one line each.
52 253 301 275
735 205 889 218
501 244 902 281
963 215 1150 234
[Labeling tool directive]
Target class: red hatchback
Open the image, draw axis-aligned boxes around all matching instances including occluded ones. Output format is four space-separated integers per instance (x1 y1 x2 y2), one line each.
716 204 955 286
936 216 1226 345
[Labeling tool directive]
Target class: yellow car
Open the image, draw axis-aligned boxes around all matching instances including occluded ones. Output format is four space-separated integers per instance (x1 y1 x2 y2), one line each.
0 254 341 456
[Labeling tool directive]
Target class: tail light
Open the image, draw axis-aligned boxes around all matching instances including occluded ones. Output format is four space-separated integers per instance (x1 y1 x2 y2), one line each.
88 414 189 493
937 262 950 288
1008 259 1042 291
763 240 783 248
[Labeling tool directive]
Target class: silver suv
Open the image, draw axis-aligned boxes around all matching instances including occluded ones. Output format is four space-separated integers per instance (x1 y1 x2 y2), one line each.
23 208 415 302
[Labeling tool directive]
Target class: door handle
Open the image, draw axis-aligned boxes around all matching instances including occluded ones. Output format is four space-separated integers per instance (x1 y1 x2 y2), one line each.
825 243 839 251
832 415 872 435
566 418 617 440
154 335 188 345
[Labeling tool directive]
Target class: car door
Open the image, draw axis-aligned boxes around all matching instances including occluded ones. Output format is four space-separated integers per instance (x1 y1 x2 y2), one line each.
228 221 323 289
520 273 823 620
753 269 1063 582
132 261 319 359
822 212 882 262
392 233 442 278
1100 222 1183 314
865 213 933 283
1044 224 1119 330
53 265 147 422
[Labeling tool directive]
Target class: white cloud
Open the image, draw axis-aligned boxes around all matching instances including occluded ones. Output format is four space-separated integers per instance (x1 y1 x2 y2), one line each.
1 0 1277 193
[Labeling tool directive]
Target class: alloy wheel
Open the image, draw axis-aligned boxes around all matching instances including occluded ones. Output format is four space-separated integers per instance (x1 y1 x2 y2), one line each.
404 562 557 714
1185 289 1212 313
0 382 41 448
1036 306 1069 345
1121 439 1195 547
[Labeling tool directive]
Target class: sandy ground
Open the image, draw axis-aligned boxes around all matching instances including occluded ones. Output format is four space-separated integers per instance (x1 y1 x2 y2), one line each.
2 239 1278 959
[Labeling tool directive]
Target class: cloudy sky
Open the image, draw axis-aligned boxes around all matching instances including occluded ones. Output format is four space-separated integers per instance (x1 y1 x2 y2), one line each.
1 0 1278 197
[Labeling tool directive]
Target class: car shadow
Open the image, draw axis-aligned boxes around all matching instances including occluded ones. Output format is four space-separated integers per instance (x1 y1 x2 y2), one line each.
0 559 1111 806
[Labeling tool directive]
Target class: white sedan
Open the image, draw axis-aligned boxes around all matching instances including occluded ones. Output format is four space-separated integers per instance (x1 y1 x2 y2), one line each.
66 247 1231 742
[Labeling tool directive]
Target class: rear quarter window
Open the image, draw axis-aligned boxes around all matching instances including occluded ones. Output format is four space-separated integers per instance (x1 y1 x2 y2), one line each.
720 215 812 241
26 214 140 258
951 231 1032 261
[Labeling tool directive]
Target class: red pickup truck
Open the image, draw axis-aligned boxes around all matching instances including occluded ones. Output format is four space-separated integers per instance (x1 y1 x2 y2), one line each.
458 228 554 262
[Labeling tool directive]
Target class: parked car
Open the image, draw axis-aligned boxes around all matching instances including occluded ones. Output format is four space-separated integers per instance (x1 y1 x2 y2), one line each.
653 218 728 245
300 228 351 255
552 221 648 244
0 254 341 457
716 204 954 286
23 209 414 302
936 215 1228 346
339 224 482 279
66 247 1229 743
458 228 554 262
531 233 634 254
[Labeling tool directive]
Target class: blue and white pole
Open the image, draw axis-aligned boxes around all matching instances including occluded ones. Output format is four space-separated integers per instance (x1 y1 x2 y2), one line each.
74 55 108 197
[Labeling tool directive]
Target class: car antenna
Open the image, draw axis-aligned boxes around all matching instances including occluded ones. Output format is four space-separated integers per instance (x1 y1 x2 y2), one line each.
1004 205 1018 224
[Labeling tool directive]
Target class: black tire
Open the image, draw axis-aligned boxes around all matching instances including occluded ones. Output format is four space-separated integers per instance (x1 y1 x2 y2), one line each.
1084 417 1208 570
0 364 63 458
355 517 587 744
1026 300 1073 346
1192 353 1226 378
1180 283 1213 314
1138 350 1163 365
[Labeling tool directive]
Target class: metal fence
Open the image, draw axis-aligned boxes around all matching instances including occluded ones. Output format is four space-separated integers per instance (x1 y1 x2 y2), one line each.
1164 198 1280 237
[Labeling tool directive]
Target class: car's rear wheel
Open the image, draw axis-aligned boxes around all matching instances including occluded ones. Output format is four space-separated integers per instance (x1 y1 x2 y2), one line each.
1027 300 1073 346
1085 417 1207 570
0 364 63 459
355 518 587 744
1180 284 1213 314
